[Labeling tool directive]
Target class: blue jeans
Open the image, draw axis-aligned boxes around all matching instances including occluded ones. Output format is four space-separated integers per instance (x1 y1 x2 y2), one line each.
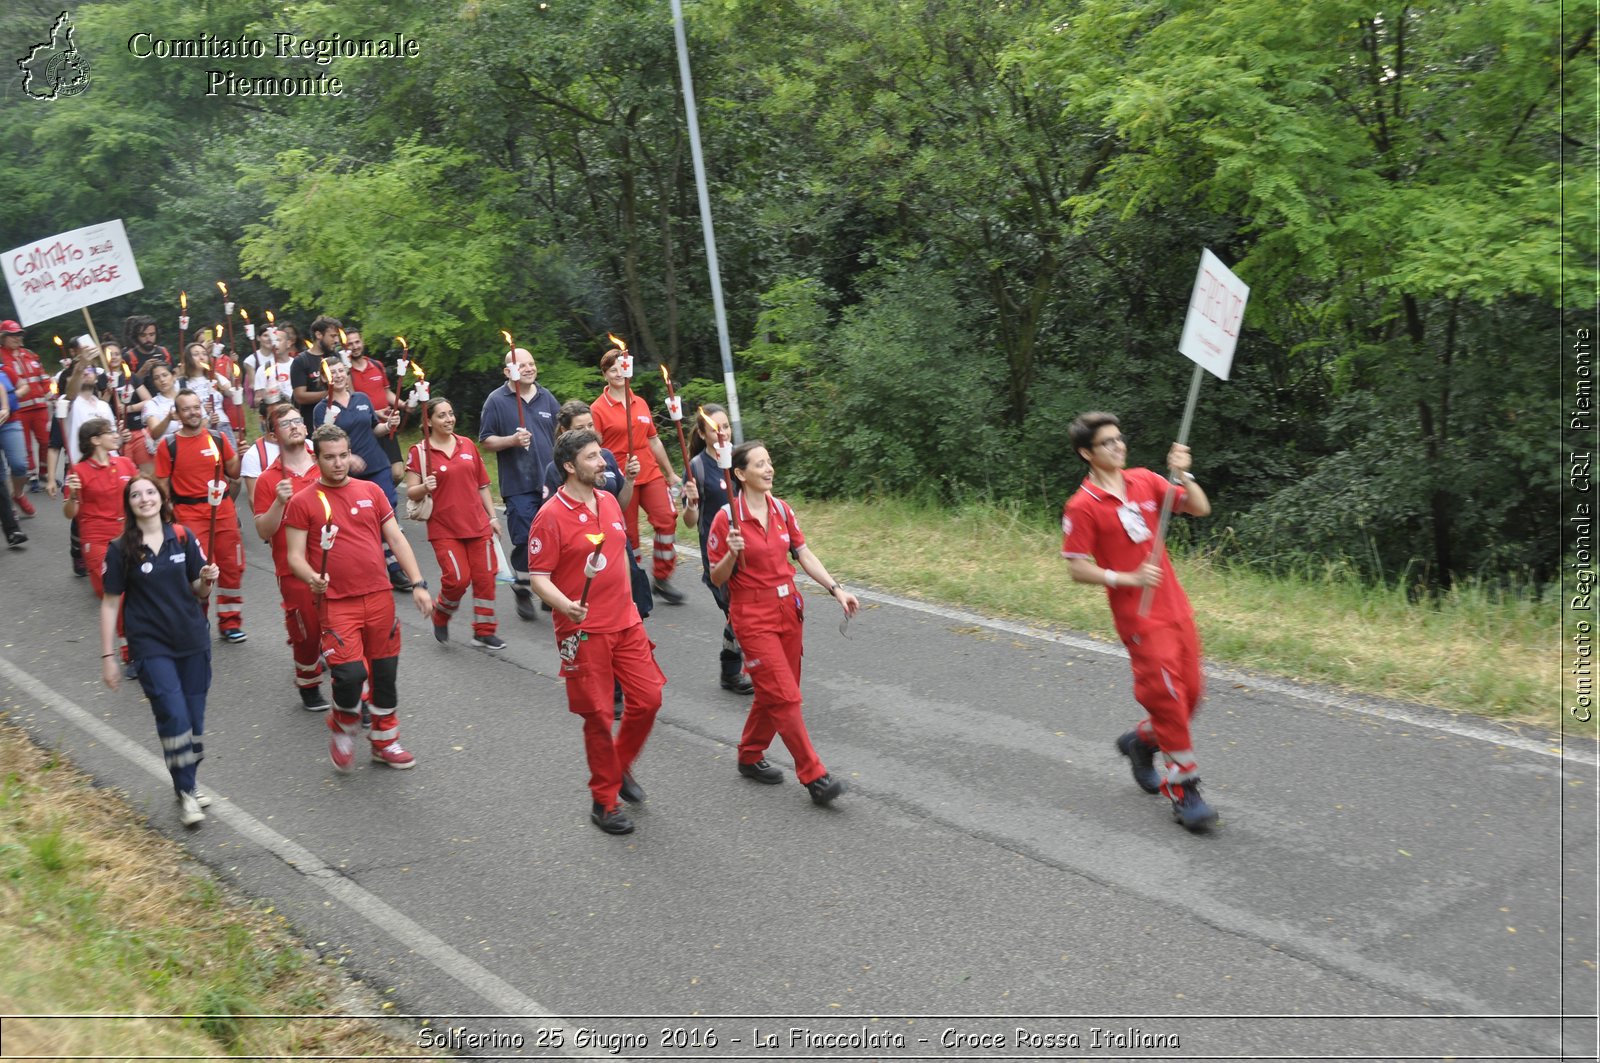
136 650 212 794
0 422 26 480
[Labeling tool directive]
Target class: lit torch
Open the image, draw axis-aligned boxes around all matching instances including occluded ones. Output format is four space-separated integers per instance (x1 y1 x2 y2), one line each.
500 329 527 443
240 308 254 341
699 409 732 470
206 441 226 563
217 282 235 362
579 533 606 607
320 357 336 425
178 292 189 352
315 490 336 604
659 364 691 486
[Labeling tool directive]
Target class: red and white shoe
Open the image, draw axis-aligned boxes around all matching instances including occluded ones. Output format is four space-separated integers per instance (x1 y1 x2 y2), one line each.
370 741 415 769
13 494 34 517
329 732 355 772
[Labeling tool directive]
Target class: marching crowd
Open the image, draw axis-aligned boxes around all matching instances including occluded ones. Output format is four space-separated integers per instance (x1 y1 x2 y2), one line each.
1 310 1220 837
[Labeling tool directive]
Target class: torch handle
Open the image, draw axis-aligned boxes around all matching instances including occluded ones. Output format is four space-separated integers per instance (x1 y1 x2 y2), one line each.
578 543 605 606
1137 364 1205 617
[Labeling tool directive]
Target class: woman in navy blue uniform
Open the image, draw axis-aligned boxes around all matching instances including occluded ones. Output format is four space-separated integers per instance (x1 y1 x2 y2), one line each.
680 403 753 694
99 474 219 826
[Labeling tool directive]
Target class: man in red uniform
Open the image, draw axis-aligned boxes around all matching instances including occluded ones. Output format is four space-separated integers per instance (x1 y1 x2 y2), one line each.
1061 411 1218 831
528 428 666 835
0 320 50 509
155 390 247 643
252 406 331 711
285 425 433 771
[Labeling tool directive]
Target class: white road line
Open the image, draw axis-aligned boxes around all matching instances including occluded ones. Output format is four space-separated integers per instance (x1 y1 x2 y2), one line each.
0 655 620 1060
678 546 1589 766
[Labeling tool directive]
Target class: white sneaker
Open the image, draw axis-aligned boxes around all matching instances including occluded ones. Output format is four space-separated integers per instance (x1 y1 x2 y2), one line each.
177 789 213 809
178 791 206 827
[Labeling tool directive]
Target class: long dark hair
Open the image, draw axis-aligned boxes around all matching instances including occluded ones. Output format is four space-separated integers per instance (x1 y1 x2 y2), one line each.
689 402 727 459
729 439 765 496
114 474 174 581
121 314 156 352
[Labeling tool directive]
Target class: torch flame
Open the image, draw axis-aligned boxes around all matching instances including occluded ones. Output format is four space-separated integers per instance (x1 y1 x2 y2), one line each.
396 335 409 352
317 490 332 523
52 335 63 349
412 362 426 381
180 291 188 310
697 409 718 435
606 332 628 352
264 310 275 324
338 327 348 347
216 281 228 298
660 365 671 385
239 309 249 322
586 533 606 547
48 378 58 396
320 358 331 383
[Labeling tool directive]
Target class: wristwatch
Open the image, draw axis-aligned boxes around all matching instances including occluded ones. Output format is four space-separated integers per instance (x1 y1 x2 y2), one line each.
413 579 429 590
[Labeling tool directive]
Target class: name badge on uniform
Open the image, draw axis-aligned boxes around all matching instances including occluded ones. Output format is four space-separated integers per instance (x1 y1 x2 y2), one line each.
1118 502 1152 544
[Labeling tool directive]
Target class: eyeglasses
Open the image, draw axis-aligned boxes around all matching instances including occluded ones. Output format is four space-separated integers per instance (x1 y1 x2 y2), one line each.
276 418 305 427
1094 435 1128 449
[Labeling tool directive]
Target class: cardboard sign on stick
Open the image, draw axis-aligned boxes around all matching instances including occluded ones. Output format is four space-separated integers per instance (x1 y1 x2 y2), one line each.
1177 248 1249 381
2 220 145 327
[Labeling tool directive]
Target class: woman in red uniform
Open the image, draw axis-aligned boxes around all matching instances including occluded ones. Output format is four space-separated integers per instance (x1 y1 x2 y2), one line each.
706 441 859 805
63 417 138 599
404 397 504 649
589 348 685 603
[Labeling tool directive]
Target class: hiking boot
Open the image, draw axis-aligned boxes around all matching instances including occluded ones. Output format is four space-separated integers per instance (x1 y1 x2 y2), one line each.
805 772 845 805
513 586 538 621
299 686 331 712
222 628 247 644
1169 779 1219 832
6 531 26 548
177 791 205 827
329 732 355 772
371 742 416 769
720 672 755 695
471 633 506 650
651 578 685 605
618 771 646 804
590 802 634 835
738 758 784 785
1115 730 1162 794
433 621 449 643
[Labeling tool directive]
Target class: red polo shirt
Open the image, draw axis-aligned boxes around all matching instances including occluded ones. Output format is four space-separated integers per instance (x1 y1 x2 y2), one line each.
589 390 662 485
156 431 236 510
254 452 322 577
349 358 392 412
705 493 806 598
283 477 395 599
69 455 137 545
528 486 639 638
406 436 490 541
1061 467 1192 635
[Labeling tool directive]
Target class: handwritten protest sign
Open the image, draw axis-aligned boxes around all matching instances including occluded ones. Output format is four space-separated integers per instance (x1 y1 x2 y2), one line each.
2 219 144 327
1176 248 1249 381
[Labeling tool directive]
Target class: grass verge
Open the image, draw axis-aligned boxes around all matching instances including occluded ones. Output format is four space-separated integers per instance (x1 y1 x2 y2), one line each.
787 496 1556 728
0 718 427 1060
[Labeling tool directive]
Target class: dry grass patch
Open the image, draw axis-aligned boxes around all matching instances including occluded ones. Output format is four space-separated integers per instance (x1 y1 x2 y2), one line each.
0 719 428 1060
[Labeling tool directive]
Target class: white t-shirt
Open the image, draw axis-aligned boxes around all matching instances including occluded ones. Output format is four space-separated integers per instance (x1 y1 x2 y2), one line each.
239 436 281 480
254 358 295 406
66 396 115 465
142 391 179 440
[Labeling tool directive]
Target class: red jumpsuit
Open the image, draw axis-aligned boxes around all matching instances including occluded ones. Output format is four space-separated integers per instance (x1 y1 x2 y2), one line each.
407 437 497 639
254 447 323 693
1 347 50 479
528 486 664 810
1062 468 1204 785
590 389 678 581
706 494 827 785
156 431 245 635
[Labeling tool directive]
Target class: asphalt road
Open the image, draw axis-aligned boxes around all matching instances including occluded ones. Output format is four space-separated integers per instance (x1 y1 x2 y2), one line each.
0 502 1594 1062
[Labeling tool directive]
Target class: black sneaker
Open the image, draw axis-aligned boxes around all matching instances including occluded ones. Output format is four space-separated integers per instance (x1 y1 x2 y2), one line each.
1169 779 1219 832
720 672 755 695
360 701 373 729
590 802 635 835
433 621 449 643
738 759 784 785
618 771 646 804
471 633 506 650
651 578 685 605
6 531 26 548
299 686 332 712
389 570 413 592
805 773 845 805
1115 730 1162 794
513 586 538 621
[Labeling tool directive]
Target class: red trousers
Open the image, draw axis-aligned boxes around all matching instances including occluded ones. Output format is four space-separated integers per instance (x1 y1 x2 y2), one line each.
175 502 244 632
558 623 664 808
14 407 48 479
277 575 325 690
320 590 400 666
431 536 497 637
1125 619 1205 783
730 595 826 785
624 477 678 581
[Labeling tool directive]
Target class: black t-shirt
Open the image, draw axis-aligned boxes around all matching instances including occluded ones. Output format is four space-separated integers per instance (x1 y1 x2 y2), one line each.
288 351 329 421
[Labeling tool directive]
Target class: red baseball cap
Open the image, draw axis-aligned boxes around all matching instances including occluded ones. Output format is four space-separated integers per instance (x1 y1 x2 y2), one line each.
0 320 22 334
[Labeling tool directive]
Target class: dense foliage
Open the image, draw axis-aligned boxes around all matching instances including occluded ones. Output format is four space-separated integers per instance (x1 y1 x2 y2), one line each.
2 0 1589 586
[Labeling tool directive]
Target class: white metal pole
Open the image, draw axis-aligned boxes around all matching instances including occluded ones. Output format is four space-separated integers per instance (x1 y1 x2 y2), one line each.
670 0 745 443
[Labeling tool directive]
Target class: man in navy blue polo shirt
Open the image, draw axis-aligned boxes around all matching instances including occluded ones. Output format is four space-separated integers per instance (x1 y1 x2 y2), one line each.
479 346 559 621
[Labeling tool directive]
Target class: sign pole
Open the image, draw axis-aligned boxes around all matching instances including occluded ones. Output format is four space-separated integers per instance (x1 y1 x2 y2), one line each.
1138 363 1204 616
